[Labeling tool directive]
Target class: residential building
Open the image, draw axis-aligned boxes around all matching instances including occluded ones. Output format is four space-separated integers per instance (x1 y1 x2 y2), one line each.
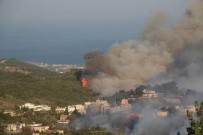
30 126 49 133
20 103 51 112
67 105 75 115
75 104 86 115
142 89 158 98
20 103 35 109
5 123 25 134
4 110 20 117
163 97 181 105
84 102 92 108
95 99 110 112
34 105 51 112
55 107 66 114
121 99 128 106
57 115 70 124
28 123 49 133
48 127 64 134
156 111 169 117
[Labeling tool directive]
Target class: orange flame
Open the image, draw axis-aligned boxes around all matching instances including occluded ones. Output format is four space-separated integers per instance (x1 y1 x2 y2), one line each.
81 77 88 88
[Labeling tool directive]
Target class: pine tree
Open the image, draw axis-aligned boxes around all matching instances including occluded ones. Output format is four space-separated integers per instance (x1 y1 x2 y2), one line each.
186 101 203 135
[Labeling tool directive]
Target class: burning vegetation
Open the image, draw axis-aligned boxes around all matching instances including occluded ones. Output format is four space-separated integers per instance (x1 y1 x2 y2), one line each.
81 77 88 88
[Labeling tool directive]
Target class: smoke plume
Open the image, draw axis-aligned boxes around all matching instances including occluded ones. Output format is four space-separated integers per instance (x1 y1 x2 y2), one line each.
84 0 203 96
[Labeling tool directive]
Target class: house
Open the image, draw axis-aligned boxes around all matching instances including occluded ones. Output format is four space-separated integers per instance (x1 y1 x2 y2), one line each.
34 105 51 112
95 99 110 112
84 102 92 108
142 89 158 98
5 123 25 134
55 107 66 114
126 113 143 119
121 99 128 106
95 99 108 105
75 104 86 115
67 105 76 115
57 115 70 124
30 126 49 133
156 111 168 117
20 103 35 109
110 105 132 113
28 123 49 133
4 110 20 117
185 105 196 113
86 103 101 114
20 103 51 112
48 127 64 134
163 97 181 105
43 105 51 111
86 100 111 114
27 123 42 127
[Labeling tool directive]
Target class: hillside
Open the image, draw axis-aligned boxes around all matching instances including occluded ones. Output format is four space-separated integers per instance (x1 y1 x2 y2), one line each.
0 59 95 109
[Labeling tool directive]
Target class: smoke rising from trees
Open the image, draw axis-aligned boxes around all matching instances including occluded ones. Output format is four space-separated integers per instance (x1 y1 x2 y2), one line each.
84 0 203 96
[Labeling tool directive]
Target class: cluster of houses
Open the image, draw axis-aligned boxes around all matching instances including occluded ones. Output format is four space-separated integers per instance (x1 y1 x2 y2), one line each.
110 89 197 119
5 123 64 135
19 103 51 112
3 110 21 117
3 88 197 134
55 99 111 116
5 123 25 134
3 99 111 134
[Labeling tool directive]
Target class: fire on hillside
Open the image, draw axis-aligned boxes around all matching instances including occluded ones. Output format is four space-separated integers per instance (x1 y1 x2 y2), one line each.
81 77 88 88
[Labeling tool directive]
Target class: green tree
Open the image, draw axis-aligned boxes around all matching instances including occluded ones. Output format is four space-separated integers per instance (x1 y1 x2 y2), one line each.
182 101 203 135
20 127 32 135
177 131 182 135
135 85 146 96
64 108 69 115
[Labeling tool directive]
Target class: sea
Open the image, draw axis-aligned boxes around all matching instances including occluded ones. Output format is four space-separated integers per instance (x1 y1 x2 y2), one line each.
0 38 116 65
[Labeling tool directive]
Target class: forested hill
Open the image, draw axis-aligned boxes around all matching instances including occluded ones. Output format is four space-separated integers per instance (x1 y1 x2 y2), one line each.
0 59 94 109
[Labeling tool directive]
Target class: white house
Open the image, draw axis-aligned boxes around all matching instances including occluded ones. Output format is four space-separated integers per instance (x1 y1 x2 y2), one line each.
156 111 169 117
28 124 49 133
4 110 19 117
34 105 51 112
55 107 66 114
84 102 92 108
27 123 42 127
68 105 76 115
142 89 158 98
75 104 86 115
20 103 51 112
96 99 110 111
20 103 35 109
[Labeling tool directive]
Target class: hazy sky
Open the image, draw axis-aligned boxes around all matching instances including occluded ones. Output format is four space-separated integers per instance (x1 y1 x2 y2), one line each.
0 0 189 25
0 0 190 64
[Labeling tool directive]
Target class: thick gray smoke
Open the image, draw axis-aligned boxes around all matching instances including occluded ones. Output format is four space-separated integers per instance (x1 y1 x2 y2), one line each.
131 109 188 135
84 0 203 96
70 101 188 135
176 43 203 91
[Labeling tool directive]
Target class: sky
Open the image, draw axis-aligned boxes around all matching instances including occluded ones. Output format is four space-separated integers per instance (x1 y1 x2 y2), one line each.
0 0 189 64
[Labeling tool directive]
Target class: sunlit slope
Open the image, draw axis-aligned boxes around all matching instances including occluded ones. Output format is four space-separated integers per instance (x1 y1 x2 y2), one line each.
0 59 94 108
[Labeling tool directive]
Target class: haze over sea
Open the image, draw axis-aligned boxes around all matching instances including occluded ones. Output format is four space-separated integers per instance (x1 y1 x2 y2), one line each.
0 24 142 64
0 0 189 64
